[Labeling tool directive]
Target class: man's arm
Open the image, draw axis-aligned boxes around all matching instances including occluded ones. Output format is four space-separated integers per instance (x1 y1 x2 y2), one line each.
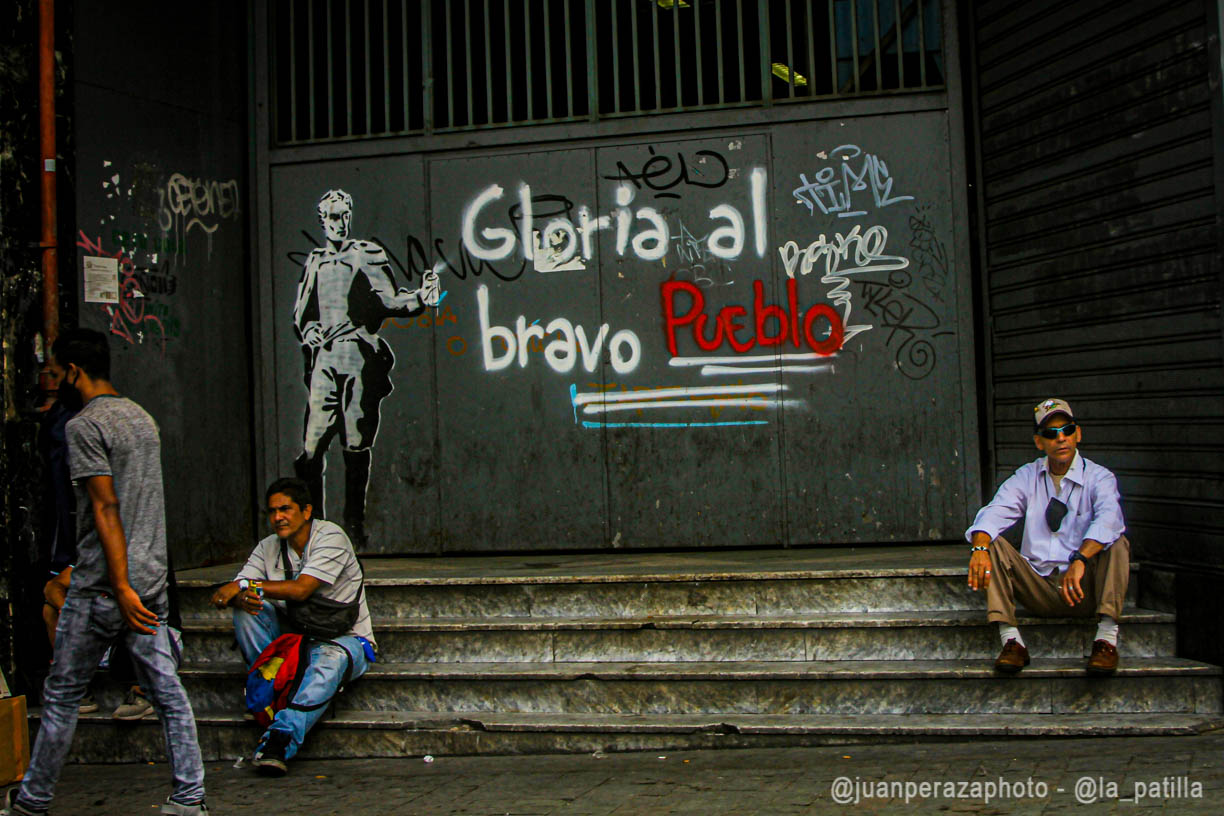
210 543 324 613
43 565 72 610
86 475 158 634
359 243 438 316
966 468 1031 592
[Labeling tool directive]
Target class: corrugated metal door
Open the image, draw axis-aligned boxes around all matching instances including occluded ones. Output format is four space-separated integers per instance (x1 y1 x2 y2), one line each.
970 0 1224 565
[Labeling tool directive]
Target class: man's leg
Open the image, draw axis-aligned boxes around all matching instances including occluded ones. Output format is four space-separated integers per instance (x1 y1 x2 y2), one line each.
341 449 371 550
124 613 206 809
1085 535 1130 624
1081 535 1131 674
986 537 1067 625
16 594 114 812
255 637 369 771
233 601 284 667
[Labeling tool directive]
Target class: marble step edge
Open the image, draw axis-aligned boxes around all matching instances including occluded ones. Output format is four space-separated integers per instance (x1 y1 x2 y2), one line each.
34 709 1224 738
177 608 1175 633
175 656 1223 681
178 563 1144 589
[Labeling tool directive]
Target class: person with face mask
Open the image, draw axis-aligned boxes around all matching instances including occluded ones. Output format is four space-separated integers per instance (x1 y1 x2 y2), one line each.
965 399 1130 677
3 329 208 816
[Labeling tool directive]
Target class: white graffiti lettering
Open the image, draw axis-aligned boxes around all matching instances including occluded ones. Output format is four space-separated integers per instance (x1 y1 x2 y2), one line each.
778 225 910 344
477 284 641 374
792 145 913 218
459 169 768 266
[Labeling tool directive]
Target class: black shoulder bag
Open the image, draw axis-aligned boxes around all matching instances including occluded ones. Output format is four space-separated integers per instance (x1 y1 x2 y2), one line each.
279 538 363 640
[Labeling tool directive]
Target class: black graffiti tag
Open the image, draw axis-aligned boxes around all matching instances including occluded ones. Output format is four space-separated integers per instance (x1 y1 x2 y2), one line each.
602 147 730 199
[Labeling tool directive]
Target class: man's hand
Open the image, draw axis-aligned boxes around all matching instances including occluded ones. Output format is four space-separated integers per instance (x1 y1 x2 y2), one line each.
418 271 441 307
44 568 72 611
1060 559 1086 606
968 550 992 591
210 581 242 610
115 585 159 635
236 589 264 615
301 323 324 348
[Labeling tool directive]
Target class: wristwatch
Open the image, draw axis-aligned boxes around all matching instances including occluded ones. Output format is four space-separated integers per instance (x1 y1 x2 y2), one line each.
237 579 251 592
1068 551 1089 567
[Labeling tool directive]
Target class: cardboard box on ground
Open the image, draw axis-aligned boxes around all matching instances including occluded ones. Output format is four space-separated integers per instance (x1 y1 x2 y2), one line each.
0 669 29 787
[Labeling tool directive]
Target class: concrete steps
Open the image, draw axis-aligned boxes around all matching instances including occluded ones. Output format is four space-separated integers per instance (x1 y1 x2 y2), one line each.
35 710 1224 764
40 545 1224 760
178 609 1176 663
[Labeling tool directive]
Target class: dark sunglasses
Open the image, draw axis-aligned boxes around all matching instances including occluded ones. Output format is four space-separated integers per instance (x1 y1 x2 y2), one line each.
1037 422 1077 440
1045 497 1069 531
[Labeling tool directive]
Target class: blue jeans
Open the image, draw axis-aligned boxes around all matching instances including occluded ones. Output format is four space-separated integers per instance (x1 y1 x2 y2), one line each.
233 602 369 760
19 591 205 810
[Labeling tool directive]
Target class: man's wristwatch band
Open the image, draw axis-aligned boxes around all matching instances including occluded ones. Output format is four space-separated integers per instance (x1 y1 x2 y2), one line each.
1068 551 1089 567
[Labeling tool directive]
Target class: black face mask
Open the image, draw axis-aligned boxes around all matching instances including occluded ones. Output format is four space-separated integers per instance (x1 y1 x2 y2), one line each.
58 369 84 411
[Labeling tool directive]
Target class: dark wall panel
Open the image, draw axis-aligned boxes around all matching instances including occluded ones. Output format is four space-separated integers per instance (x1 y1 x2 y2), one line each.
72 2 252 567
971 0 1224 567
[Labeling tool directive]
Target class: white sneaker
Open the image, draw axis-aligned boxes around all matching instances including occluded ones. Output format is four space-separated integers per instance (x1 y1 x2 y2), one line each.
159 797 209 815
112 688 155 720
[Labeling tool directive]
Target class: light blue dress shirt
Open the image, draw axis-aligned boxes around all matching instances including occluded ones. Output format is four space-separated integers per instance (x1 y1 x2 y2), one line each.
965 452 1126 576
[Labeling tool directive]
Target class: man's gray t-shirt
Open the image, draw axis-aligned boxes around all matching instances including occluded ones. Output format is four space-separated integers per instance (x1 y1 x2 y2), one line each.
66 395 168 601
236 519 374 645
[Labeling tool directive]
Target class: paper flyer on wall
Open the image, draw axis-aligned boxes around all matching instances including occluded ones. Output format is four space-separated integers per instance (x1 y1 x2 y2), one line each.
83 255 119 304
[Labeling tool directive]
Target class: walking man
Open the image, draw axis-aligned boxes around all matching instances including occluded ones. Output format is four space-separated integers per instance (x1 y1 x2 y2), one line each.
4 329 207 816
209 477 375 776
966 398 1130 675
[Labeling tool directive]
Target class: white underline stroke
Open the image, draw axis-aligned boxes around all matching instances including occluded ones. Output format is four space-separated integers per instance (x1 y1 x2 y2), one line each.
582 398 797 415
571 383 786 406
669 352 838 366
700 364 834 375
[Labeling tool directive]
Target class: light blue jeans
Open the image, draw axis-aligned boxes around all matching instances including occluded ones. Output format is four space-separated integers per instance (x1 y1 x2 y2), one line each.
19 591 205 811
233 602 369 759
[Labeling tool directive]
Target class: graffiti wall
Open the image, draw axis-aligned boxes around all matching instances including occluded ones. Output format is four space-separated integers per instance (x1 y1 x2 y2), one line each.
268 112 974 553
72 2 254 566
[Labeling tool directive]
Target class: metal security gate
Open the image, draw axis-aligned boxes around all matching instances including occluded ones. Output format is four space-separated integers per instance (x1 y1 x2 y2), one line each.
251 0 980 554
269 0 946 142
967 0 1224 567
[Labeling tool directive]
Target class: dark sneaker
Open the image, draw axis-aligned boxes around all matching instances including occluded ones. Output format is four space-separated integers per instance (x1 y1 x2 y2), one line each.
113 687 156 720
993 639 1030 674
1086 639 1119 675
253 731 291 777
78 693 100 714
1 788 47 815
159 797 210 815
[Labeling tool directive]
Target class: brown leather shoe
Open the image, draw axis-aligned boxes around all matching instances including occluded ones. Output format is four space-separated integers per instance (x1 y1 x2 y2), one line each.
994 639 1030 674
1087 639 1119 675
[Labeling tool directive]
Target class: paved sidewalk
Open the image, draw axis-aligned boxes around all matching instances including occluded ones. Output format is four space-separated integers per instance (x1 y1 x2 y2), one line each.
38 730 1224 814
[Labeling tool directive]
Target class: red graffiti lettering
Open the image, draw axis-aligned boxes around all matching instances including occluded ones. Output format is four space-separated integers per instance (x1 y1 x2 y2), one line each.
661 278 843 356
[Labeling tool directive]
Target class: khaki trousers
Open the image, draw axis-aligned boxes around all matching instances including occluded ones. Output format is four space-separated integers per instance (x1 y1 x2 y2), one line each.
986 535 1130 625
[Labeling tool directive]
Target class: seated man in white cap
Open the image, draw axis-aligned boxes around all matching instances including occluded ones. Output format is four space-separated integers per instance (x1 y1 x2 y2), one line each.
965 398 1130 675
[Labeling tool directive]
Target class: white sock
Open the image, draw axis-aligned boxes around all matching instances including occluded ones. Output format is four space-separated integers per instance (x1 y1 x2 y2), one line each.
1095 616 1119 646
999 624 1025 648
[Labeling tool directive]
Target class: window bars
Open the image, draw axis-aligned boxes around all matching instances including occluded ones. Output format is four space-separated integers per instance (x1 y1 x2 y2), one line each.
272 0 944 145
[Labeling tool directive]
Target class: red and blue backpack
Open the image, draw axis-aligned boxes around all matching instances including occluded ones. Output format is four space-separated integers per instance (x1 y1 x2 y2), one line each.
244 634 311 727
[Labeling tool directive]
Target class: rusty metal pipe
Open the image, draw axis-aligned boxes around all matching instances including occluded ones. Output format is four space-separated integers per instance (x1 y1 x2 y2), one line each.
39 0 58 351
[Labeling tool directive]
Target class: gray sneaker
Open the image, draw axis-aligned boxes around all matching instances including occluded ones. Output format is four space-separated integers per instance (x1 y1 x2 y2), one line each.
1 788 46 815
113 688 155 720
159 797 210 815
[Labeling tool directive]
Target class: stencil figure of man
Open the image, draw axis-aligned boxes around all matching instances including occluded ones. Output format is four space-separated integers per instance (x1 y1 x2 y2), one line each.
292 189 440 548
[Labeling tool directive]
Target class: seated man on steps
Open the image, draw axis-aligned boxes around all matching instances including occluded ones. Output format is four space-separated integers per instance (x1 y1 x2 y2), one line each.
209 477 376 776
966 398 1130 676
